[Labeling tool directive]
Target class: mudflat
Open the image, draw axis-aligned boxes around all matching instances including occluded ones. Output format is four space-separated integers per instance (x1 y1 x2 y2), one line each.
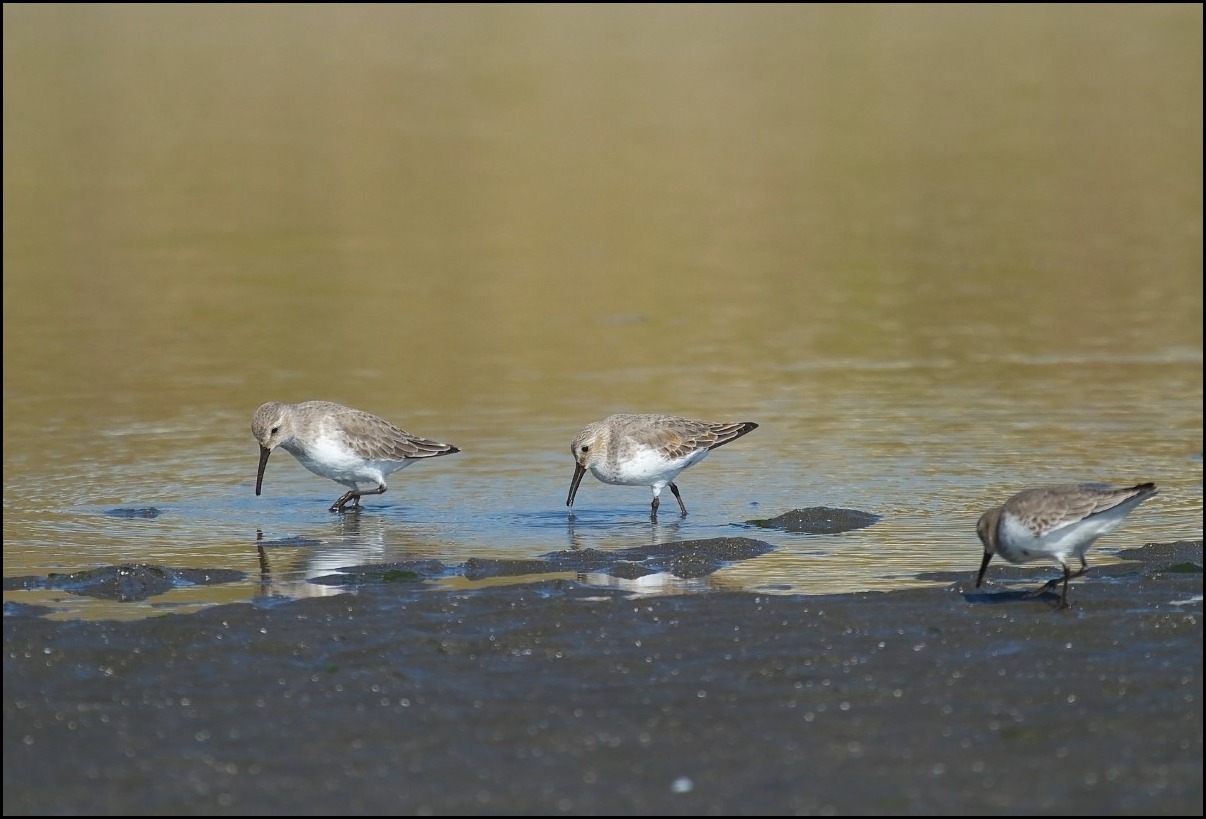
4 541 1201 815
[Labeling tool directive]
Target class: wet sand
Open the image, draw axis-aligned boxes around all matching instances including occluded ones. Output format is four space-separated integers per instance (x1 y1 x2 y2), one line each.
4 540 1202 815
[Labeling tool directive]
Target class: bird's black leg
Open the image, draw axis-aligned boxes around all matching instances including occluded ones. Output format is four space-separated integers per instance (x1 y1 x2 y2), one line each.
669 483 688 516
1026 557 1087 609
331 483 387 513
1058 556 1089 609
1057 565 1073 610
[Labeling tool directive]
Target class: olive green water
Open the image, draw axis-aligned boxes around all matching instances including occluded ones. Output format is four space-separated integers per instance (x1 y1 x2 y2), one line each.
3 5 1202 620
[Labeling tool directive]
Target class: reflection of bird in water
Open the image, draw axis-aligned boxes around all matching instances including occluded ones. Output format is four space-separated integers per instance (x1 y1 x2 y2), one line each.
254 517 389 600
565 516 681 552
575 570 716 597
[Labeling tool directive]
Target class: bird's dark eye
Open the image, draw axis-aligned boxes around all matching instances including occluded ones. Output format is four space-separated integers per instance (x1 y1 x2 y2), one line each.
271 426 280 434
580 445 590 453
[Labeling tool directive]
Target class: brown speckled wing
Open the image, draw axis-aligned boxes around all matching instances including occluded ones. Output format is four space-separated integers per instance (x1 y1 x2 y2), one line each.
655 419 758 460
329 408 458 462
1012 483 1154 537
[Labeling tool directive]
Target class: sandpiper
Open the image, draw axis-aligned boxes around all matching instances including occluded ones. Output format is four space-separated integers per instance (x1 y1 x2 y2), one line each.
566 413 758 519
976 482 1158 608
251 401 459 512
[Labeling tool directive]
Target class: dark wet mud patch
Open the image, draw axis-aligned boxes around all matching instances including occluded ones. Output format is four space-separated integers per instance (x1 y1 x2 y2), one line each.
461 557 551 580
310 559 452 586
103 507 163 519
3 564 247 602
1161 562 1204 573
466 536 776 581
4 541 1200 816
744 506 880 534
960 587 1065 606
1118 539 1204 566
256 536 323 548
306 537 778 587
2 600 56 617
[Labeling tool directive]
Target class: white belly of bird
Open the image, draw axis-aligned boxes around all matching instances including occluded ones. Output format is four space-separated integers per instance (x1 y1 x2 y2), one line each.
290 436 413 488
592 445 708 486
998 511 1127 564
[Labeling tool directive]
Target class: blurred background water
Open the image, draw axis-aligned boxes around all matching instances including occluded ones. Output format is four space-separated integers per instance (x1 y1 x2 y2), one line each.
3 4 1201 620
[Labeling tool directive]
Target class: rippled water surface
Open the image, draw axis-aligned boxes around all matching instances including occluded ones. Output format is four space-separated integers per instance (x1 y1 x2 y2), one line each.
4 5 1201 620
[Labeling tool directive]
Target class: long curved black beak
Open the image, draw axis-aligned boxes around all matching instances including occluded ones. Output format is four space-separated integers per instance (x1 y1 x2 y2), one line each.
255 446 272 496
976 552 993 587
566 462 587 508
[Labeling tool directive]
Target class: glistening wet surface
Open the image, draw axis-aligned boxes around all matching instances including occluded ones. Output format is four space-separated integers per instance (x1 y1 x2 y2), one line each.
4 541 1201 814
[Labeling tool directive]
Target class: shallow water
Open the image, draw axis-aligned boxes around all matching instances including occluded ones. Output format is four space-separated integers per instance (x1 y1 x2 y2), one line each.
3 5 1202 620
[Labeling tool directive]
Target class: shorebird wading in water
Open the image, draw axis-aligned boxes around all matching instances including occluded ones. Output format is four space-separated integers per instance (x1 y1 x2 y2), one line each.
252 401 459 512
566 413 758 520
